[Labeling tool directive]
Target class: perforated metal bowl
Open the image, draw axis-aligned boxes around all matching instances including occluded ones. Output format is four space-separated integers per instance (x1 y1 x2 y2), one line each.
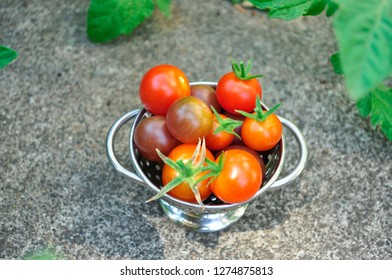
106 82 308 232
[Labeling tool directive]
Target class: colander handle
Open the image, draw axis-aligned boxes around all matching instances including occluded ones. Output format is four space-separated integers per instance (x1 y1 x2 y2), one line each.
269 117 308 189
106 110 147 186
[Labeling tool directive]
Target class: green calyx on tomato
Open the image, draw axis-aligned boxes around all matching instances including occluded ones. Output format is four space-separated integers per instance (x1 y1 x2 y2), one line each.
146 139 218 207
216 58 263 115
230 57 265 81
236 96 281 122
204 149 262 204
236 96 283 152
202 152 225 176
210 106 242 139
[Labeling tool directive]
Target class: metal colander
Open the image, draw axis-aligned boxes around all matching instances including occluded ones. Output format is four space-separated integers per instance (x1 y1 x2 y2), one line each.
106 82 308 232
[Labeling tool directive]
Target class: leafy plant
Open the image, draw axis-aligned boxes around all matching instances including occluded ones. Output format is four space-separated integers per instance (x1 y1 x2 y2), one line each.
356 85 392 140
0 45 18 69
248 0 392 140
249 0 339 18
23 248 63 260
231 0 245 4
331 54 392 140
87 0 171 43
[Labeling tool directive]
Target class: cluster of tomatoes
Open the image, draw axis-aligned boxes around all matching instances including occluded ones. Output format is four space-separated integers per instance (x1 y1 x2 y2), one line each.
134 59 282 206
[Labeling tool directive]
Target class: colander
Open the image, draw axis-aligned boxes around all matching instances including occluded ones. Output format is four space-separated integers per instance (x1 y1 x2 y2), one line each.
106 82 308 232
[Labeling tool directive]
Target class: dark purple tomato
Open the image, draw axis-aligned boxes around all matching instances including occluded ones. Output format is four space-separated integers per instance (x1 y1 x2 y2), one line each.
190 85 222 112
134 115 180 162
166 96 213 144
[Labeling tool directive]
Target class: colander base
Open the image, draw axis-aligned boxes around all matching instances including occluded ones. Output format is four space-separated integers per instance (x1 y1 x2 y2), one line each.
159 199 249 232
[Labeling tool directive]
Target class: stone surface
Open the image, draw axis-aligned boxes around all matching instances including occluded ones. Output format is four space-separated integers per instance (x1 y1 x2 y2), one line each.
0 0 391 260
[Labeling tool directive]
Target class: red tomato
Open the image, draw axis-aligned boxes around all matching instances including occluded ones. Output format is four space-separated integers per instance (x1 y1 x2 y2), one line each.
139 64 190 116
216 144 266 183
216 72 262 115
166 96 213 144
162 144 215 203
211 149 262 204
205 114 235 151
241 112 282 151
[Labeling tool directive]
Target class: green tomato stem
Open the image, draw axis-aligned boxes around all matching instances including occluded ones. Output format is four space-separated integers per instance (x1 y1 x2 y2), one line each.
200 153 225 180
146 138 216 208
230 57 265 81
210 106 242 139
236 96 281 123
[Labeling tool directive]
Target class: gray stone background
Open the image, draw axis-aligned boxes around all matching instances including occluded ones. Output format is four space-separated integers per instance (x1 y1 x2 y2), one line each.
1 0 391 259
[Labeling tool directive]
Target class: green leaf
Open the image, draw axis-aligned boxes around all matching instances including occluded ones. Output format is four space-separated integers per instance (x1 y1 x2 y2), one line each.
325 0 338 17
155 0 171 17
249 0 274 10
269 0 313 20
249 0 328 20
24 249 62 260
330 53 343 75
0 45 18 69
87 0 154 43
356 94 371 117
356 84 392 140
333 0 392 100
304 0 326 16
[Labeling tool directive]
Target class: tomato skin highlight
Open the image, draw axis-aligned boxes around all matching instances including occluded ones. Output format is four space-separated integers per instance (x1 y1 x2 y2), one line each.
166 96 213 144
241 112 282 151
211 149 262 204
139 64 190 116
162 144 215 203
134 116 180 162
216 72 262 115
